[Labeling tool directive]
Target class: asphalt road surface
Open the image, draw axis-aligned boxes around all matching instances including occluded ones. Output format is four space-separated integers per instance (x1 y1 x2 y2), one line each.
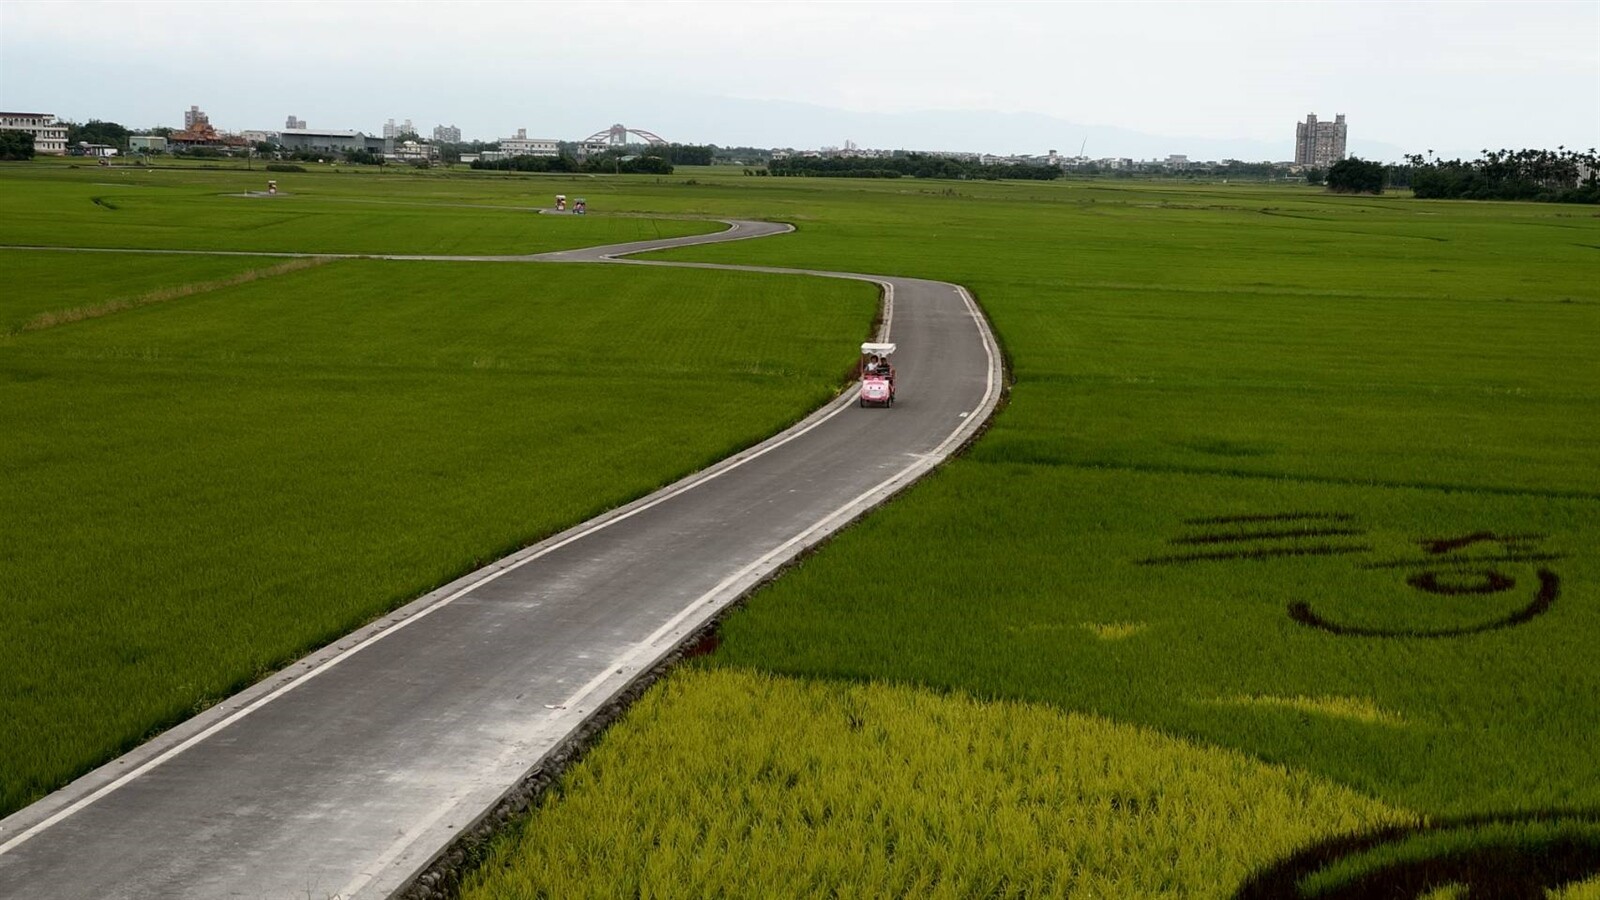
0 220 1001 899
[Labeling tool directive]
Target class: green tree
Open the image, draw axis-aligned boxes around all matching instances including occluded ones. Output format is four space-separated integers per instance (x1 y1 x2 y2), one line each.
65 119 130 150
662 143 714 166
0 129 36 160
1326 157 1386 194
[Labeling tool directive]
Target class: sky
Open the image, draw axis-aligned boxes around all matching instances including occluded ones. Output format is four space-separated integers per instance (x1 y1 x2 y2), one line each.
1 0 1595 161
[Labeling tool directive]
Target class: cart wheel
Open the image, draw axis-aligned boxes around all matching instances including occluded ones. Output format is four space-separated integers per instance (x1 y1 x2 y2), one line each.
859 396 866 408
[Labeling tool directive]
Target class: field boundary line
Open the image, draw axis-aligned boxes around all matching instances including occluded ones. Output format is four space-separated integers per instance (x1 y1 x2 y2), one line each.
14 257 333 334
0 215 766 263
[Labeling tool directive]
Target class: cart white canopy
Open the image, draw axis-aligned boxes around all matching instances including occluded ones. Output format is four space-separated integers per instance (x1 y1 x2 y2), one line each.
861 342 898 356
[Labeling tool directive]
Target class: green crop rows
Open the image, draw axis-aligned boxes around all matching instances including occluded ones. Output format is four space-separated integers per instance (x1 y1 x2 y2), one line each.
0 164 876 815
460 172 1600 897
5 160 1597 896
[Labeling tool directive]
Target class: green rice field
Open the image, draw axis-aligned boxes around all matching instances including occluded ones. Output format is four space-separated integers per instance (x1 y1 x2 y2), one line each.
457 172 1600 897
0 164 719 254
0 169 876 816
4 161 1597 895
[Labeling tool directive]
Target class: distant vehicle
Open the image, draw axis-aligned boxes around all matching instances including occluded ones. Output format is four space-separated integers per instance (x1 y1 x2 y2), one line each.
859 341 896 408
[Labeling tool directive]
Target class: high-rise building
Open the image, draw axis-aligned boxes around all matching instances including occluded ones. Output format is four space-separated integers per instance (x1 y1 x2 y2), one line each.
184 105 209 130
433 124 461 143
1294 113 1347 167
286 115 306 129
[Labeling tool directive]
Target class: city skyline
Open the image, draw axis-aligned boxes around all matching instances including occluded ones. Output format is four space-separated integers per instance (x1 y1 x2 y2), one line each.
3 99 1389 167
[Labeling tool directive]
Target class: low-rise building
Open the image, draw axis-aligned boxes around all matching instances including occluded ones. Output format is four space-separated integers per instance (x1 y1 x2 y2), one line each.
500 128 559 157
388 140 439 164
129 135 168 152
278 128 384 154
169 114 248 150
0 112 69 154
69 142 118 158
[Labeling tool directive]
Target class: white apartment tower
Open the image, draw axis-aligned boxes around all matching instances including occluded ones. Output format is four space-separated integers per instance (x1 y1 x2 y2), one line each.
1294 113 1348 167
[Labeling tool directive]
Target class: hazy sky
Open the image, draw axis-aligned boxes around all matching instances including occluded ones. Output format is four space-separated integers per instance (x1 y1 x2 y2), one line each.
2 0 1595 159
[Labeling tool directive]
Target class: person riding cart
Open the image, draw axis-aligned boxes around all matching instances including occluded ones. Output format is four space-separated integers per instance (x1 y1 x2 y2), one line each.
859 342 897 408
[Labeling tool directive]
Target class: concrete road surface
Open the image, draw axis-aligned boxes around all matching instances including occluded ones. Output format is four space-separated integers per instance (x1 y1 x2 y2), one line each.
0 220 1001 899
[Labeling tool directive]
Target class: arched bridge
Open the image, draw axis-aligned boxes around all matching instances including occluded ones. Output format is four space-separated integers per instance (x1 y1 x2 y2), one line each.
582 123 668 147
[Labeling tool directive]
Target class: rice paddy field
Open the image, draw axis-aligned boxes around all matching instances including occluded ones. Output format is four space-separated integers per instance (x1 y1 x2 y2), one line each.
455 173 1600 896
4 161 1597 896
0 163 719 253
0 163 877 815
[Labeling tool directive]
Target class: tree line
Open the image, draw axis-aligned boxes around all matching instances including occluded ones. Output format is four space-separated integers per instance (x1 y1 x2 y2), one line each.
1321 149 1598 203
469 152 674 175
769 154 1061 181
1403 147 1598 203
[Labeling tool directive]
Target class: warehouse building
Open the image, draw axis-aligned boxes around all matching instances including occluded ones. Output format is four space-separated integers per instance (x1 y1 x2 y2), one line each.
277 128 385 154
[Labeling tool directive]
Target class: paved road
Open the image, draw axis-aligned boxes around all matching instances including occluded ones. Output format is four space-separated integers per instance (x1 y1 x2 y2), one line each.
0 220 1001 899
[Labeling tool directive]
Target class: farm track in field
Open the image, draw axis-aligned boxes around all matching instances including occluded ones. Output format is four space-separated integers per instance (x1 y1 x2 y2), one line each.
0 217 1004 900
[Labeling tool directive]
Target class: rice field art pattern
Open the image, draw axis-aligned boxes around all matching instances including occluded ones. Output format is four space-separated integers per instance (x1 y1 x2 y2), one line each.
1132 512 1590 895
1233 810 1600 899
1141 513 1567 638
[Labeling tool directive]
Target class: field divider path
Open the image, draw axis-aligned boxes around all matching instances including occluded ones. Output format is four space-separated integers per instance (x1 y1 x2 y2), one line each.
0 218 1003 900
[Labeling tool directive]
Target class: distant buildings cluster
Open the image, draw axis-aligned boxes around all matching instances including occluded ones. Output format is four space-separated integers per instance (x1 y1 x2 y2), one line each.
1 102 1353 174
772 113 1351 174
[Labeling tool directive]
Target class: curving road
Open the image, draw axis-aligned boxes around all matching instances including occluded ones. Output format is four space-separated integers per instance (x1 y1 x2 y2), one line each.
0 220 1001 899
